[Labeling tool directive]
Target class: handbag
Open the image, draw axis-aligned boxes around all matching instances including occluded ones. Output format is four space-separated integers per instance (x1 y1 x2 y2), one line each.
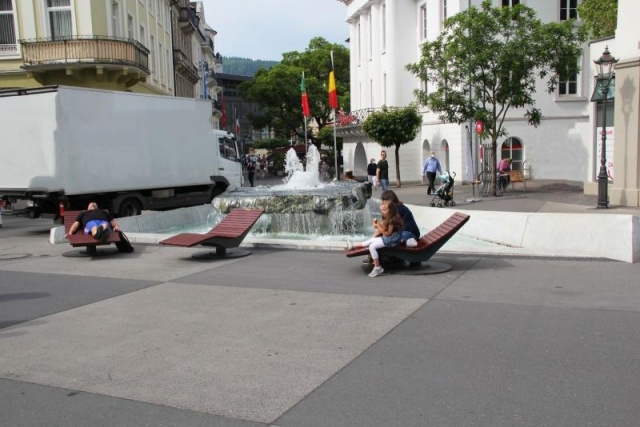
115 230 134 253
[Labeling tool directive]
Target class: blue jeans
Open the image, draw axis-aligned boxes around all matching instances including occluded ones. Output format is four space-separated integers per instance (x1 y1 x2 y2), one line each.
401 230 419 243
380 179 389 191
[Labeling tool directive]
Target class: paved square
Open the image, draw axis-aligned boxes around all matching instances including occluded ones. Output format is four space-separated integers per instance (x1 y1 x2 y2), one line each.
0 282 425 423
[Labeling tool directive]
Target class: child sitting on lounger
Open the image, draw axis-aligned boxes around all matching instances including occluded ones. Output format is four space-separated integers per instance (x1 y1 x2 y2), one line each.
347 201 404 278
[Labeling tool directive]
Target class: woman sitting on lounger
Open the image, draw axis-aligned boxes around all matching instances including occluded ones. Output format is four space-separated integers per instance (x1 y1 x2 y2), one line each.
347 201 403 278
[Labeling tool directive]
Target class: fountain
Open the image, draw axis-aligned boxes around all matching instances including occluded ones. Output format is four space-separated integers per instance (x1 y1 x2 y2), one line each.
211 145 373 237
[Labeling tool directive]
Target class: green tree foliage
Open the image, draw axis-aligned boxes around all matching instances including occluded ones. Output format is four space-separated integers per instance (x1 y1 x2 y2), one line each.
239 37 349 143
222 57 279 77
362 106 422 188
406 1 583 195
253 138 290 151
577 0 618 40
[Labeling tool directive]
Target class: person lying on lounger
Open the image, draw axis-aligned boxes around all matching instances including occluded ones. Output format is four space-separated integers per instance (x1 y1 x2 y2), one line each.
64 202 120 243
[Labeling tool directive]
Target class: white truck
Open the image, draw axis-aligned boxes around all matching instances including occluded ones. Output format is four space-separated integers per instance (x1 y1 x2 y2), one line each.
0 86 243 221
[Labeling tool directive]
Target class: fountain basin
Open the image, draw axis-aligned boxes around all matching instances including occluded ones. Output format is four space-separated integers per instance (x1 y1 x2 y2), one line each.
213 181 373 215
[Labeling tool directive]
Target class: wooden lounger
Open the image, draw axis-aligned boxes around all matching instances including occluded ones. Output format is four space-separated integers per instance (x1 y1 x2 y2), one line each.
345 212 470 266
159 208 264 258
64 210 121 255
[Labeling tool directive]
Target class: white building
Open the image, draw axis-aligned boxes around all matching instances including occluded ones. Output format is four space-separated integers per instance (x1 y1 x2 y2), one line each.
335 0 639 206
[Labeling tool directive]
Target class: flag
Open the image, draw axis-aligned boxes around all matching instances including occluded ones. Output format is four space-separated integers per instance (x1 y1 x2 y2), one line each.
328 51 338 109
220 92 227 129
301 72 311 118
235 117 241 136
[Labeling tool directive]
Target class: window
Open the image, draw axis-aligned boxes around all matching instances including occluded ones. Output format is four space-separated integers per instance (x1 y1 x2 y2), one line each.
218 136 238 161
46 0 72 39
166 47 171 87
357 21 361 64
139 25 146 46
112 1 121 37
150 34 155 76
127 14 133 39
381 3 386 52
420 4 427 40
560 0 577 20
368 13 372 59
158 41 164 82
502 0 519 6
559 71 578 95
383 73 387 105
0 0 17 55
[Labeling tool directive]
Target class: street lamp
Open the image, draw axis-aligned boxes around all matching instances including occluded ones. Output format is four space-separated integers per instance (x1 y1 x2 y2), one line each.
593 46 618 209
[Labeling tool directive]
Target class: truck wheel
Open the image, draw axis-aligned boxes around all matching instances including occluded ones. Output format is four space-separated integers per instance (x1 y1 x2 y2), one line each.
119 198 142 217
28 209 41 219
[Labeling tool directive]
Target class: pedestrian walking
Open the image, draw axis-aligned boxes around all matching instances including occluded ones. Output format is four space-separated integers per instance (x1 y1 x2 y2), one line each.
422 151 442 196
376 150 389 191
367 158 377 188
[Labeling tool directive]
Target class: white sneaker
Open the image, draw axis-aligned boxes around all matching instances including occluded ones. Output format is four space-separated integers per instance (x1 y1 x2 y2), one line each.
406 238 418 248
368 266 384 278
346 241 354 250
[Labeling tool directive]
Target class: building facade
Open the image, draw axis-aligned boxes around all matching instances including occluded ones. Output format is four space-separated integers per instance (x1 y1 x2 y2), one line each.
335 0 639 206
0 0 175 95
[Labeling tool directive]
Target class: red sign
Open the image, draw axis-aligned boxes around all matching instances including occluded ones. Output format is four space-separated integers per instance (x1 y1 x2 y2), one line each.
475 121 484 134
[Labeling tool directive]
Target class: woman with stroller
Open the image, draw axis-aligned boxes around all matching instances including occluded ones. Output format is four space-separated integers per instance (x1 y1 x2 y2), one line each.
422 151 442 195
347 201 404 278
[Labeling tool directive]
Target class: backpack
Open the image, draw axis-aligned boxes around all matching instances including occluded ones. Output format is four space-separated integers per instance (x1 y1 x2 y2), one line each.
115 230 134 253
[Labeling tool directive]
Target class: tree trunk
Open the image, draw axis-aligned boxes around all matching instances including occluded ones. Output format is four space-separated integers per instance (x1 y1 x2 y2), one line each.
490 139 498 196
394 144 402 188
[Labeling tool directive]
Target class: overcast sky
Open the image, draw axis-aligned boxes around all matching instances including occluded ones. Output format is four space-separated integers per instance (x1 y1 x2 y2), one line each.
202 0 349 61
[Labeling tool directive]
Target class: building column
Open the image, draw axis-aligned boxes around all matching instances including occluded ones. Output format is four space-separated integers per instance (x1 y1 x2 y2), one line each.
610 57 640 206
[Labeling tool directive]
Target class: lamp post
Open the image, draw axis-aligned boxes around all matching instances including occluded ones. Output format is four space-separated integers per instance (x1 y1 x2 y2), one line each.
594 46 618 209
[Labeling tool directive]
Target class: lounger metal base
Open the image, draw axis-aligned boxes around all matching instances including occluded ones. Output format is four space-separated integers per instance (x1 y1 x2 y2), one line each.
191 248 252 260
63 247 120 258
361 260 452 276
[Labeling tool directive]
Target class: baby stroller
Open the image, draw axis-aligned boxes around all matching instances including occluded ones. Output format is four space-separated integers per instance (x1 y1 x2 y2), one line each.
429 171 456 207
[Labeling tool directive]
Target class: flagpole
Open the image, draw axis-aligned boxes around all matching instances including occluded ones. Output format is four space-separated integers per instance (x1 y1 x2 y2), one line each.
333 109 338 180
303 72 308 155
329 51 339 180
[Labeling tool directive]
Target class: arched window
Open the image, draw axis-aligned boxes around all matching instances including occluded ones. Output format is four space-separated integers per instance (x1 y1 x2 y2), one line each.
440 140 450 172
501 137 523 171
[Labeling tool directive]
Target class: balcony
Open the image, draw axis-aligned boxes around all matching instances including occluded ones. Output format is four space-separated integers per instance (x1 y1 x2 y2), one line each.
177 6 199 35
19 36 150 85
173 49 199 84
335 108 383 138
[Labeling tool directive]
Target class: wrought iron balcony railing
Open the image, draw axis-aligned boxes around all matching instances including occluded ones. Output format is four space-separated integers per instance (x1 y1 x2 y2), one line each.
19 36 150 74
0 43 18 56
337 108 378 127
173 49 199 84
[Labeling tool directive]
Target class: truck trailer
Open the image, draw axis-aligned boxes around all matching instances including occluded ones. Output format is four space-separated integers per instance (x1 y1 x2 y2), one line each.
0 86 243 220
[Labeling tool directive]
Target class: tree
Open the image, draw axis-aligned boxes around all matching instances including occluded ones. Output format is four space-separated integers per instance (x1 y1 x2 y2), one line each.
406 1 583 195
239 37 350 144
578 0 618 40
362 106 422 188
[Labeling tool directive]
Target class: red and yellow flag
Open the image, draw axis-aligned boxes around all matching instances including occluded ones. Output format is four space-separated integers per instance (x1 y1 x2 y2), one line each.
328 51 338 110
301 73 310 118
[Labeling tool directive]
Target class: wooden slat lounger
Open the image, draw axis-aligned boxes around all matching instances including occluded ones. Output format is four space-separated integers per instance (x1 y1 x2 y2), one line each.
64 210 121 255
345 212 470 266
160 208 264 258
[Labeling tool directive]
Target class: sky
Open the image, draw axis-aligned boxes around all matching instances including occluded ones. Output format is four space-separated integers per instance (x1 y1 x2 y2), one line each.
202 0 349 61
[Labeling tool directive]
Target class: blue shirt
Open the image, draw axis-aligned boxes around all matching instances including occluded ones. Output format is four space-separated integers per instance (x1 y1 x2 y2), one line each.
423 157 442 174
